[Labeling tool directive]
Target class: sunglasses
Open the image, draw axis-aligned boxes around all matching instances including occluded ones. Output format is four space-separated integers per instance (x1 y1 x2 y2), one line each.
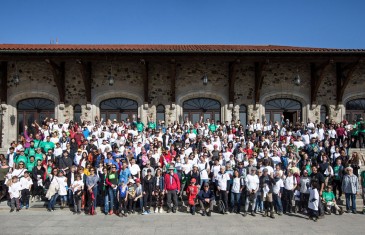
112 167 116 169
19 164 24 166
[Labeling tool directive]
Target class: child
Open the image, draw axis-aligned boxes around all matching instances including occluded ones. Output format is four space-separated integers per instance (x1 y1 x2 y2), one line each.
127 179 136 214
117 179 129 217
71 174 84 214
322 185 343 215
308 181 319 222
57 170 68 209
8 176 22 212
186 178 199 215
20 171 33 209
293 185 301 214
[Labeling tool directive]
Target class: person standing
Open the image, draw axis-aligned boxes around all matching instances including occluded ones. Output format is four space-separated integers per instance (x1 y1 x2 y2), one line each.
342 167 359 214
164 166 180 213
244 167 259 217
215 165 230 214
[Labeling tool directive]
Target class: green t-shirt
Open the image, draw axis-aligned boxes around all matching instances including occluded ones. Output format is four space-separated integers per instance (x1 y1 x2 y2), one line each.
15 155 28 165
35 153 44 163
26 161 36 172
322 191 335 202
33 139 43 149
209 124 217 132
25 147 36 157
41 141 55 153
356 121 365 133
136 122 144 132
148 122 156 130
334 165 342 180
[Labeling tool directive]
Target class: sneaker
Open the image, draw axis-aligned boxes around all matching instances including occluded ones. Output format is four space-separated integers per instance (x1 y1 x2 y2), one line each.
10 209 14 213
242 212 247 217
202 211 206 216
352 210 357 214
167 209 171 213
207 211 211 217
251 212 256 217
339 207 344 215
147 210 151 214
108 210 114 215
172 209 176 213
154 208 158 213
313 217 318 222
142 211 148 215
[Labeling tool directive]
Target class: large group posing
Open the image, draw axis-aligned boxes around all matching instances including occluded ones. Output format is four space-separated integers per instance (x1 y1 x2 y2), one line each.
1 114 365 222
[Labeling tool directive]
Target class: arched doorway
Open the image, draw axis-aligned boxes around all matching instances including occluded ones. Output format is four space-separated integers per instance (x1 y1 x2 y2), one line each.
346 99 365 122
100 98 138 122
73 104 82 123
156 104 165 123
17 98 55 135
265 98 302 124
183 98 221 124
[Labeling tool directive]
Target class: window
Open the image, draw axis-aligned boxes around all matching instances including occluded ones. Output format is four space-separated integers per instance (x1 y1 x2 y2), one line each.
346 99 365 122
100 98 138 122
156 104 165 123
239 104 247 127
265 98 302 124
74 104 82 123
183 98 221 124
17 98 55 135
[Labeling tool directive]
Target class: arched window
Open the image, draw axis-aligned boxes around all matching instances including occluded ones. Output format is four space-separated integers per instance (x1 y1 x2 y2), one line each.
320 105 328 123
17 98 55 135
346 99 365 122
183 98 221 124
100 98 138 122
156 104 165 123
73 104 82 123
239 104 247 127
265 98 302 124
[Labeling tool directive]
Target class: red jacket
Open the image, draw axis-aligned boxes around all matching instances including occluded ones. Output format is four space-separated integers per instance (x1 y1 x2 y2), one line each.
164 173 180 191
186 185 199 205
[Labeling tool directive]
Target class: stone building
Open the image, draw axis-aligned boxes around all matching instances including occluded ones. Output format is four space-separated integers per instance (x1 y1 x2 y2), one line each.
0 44 365 149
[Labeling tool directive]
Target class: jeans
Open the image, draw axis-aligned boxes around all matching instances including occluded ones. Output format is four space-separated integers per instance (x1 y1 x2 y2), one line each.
67 189 74 206
345 193 356 212
21 189 30 207
254 194 263 212
245 191 257 213
59 195 67 203
166 190 178 210
230 192 241 212
105 187 117 213
283 189 294 213
10 197 20 210
73 194 82 212
48 193 59 210
273 193 283 213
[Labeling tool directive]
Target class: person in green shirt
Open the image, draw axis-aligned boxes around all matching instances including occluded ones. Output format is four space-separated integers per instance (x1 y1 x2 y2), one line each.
40 136 55 153
322 185 343 215
34 148 45 163
14 149 28 168
26 156 36 172
133 115 145 132
33 133 43 149
355 117 365 148
147 115 156 130
25 141 37 157
209 120 217 132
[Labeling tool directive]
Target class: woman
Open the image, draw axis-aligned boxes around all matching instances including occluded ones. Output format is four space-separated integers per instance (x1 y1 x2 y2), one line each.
230 169 243 213
69 138 78 161
78 151 88 169
32 159 46 201
349 152 362 177
153 168 165 213
46 168 60 212
86 167 99 214
84 163 92 176
11 161 27 178
0 159 10 201
142 169 154 214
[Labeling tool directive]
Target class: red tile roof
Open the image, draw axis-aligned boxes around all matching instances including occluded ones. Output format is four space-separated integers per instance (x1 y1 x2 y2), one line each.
0 44 364 53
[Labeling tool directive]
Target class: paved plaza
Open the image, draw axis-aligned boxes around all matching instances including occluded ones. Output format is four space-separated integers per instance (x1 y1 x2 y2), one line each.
0 209 364 235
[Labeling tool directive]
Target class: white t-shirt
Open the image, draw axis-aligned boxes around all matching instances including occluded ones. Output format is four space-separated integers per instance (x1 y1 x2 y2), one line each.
198 161 209 180
8 181 22 198
231 177 243 193
284 175 297 190
273 178 284 194
20 177 33 190
216 172 230 191
129 164 141 176
245 174 259 191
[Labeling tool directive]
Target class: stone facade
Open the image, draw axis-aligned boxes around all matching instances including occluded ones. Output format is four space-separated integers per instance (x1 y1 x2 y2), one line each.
0 51 364 149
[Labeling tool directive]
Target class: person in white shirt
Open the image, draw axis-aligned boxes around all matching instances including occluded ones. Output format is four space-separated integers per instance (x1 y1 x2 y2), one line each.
8 176 22 212
128 158 141 180
244 167 259 216
272 171 284 215
71 174 84 214
20 171 33 209
231 170 244 213
283 169 297 214
215 166 230 213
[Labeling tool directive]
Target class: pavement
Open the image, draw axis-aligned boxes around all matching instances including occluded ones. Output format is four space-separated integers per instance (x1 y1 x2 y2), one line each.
0 206 364 235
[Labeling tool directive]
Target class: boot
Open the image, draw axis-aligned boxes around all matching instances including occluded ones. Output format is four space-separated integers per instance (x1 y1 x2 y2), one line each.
270 211 275 219
263 209 268 217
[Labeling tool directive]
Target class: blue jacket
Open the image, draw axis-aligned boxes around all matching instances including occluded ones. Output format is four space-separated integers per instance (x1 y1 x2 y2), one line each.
197 189 215 201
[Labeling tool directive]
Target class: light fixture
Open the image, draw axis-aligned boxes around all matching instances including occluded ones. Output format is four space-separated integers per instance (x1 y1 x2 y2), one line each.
294 68 301 86
202 74 208 85
108 63 114 86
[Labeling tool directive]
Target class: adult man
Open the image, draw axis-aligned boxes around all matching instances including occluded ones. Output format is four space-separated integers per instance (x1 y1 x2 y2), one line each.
244 167 259 216
342 167 359 214
164 166 180 213
310 165 325 216
57 151 73 174
215 166 230 214
260 168 276 218
197 182 215 216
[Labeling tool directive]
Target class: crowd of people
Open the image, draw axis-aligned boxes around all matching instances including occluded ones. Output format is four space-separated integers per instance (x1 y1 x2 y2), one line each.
1 114 365 222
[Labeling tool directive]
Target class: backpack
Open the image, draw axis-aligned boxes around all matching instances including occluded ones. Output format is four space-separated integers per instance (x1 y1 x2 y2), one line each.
218 199 225 213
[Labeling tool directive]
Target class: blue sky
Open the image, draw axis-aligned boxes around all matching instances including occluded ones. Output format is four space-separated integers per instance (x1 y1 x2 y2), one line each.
1 0 364 48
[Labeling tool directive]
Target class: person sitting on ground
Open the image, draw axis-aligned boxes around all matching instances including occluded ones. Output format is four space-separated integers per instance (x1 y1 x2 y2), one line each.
197 182 215 216
322 185 343 215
